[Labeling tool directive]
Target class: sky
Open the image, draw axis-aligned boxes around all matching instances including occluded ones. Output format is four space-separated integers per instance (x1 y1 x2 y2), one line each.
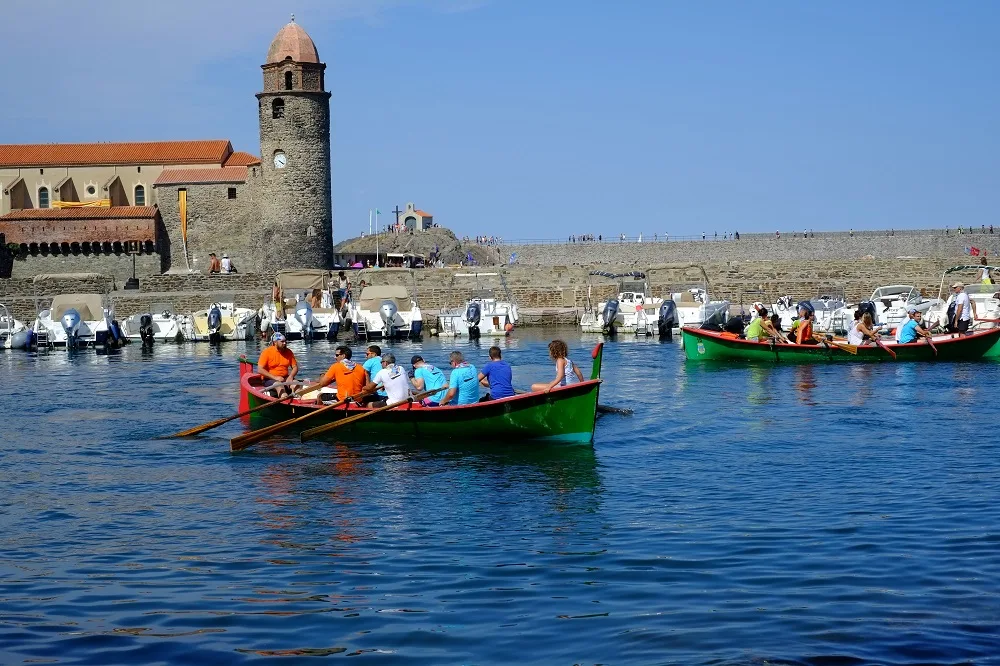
3 0 999 241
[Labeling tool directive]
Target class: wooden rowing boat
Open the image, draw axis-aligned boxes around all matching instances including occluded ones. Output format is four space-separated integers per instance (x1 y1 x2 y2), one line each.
235 343 605 445
681 326 1000 363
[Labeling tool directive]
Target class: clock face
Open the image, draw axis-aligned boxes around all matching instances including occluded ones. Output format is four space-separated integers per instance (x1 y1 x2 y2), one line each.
273 152 287 169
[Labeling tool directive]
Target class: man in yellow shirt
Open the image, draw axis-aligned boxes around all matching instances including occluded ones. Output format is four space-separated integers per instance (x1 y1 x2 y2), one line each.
257 332 298 398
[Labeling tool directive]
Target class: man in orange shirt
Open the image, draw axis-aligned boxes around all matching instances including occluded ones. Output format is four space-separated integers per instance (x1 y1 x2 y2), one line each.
257 332 299 398
319 345 368 402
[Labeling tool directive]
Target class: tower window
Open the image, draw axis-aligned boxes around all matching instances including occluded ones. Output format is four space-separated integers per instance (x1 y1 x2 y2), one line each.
38 187 50 208
272 98 285 119
285 71 293 90
134 185 145 206
228 187 237 200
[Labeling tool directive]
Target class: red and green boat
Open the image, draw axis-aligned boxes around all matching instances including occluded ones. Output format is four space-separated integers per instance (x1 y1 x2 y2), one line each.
682 326 1000 363
236 343 604 445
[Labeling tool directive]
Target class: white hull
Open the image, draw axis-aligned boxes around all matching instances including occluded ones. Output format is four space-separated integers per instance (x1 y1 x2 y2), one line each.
33 317 110 348
350 309 423 339
184 304 257 342
121 315 186 343
0 313 26 349
437 299 518 337
260 303 344 340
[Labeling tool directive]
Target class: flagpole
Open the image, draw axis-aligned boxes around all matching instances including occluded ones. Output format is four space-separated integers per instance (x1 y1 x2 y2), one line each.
375 209 380 267
369 209 372 237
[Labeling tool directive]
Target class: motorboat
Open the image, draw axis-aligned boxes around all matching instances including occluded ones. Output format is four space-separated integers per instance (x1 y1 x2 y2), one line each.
121 303 186 344
32 294 125 349
923 264 1000 331
347 270 423 340
184 295 258 343
831 285 938 333
437 272 519 338
259 269 342 340
580 271 676 336
670 287 729 330
0 303 29 350
809 291 848 333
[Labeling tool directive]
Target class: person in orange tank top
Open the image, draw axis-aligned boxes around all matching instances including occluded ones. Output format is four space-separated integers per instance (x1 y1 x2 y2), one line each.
794 303 818 345
257 332 299 398
319 345 368 402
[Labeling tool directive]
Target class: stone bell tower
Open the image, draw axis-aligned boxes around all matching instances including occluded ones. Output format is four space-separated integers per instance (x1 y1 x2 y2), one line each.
256 16 333 271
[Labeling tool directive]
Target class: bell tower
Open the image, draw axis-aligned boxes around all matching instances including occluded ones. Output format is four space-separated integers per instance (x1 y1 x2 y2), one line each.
256 16 333 271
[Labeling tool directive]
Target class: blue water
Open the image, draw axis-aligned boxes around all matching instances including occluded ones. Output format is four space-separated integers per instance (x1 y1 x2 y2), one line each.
1 330 999 665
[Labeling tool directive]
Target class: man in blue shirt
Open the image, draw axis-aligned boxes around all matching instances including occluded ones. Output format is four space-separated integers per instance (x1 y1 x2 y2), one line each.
410 355 448 406
440 351 479 406
478 346 514 400
897 308 931 344
362 344 384 403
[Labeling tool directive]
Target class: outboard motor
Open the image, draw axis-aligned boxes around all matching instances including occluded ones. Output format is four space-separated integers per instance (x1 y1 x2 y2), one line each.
657 300 677 339
139 313 155 347
207 304 223 345
858 300 878 326
465 301 482 339
294 301 314 339
61 308 82 348
379 300 399 338
602 299 619 334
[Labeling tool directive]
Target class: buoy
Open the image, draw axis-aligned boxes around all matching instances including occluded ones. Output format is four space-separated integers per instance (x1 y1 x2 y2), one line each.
504 323 514 332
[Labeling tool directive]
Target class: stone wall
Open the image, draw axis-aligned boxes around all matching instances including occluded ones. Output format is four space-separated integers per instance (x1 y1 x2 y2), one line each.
503 230 1000 266
3 251 163 283
155 175 261 274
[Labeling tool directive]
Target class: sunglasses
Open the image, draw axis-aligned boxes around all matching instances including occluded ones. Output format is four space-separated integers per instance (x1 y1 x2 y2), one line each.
335 351 345 357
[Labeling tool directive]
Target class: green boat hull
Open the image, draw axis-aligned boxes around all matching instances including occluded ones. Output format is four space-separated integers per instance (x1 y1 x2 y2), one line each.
682 326 1000 363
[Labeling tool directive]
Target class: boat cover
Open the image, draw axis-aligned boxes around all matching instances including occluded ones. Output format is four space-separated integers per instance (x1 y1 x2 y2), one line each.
277 269 329 291
50 294 104 321
359 285 411 312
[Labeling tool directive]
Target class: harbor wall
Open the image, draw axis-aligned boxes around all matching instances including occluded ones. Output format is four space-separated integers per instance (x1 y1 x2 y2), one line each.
1 256 982 324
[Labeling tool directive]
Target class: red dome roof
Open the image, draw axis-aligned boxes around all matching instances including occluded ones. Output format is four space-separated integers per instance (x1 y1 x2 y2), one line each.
266 20 320 64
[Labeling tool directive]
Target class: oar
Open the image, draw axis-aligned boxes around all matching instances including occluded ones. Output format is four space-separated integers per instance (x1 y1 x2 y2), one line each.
299 388 439 441
230 388 375 452
813 333 858 355
873 337 897 360
162 379 325 438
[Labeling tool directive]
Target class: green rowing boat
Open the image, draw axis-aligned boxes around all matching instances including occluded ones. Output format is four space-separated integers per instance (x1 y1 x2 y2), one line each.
682 326 1000 363
236 343 604 445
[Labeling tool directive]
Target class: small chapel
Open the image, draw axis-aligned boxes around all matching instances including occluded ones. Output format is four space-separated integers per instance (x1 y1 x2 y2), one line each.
0 17 333 278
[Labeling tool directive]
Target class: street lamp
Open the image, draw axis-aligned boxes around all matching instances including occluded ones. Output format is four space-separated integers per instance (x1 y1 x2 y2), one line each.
124 240 140 290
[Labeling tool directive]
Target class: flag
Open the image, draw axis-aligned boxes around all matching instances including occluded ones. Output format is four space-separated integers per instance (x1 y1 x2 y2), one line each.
376 209 381 215
970 246 981 256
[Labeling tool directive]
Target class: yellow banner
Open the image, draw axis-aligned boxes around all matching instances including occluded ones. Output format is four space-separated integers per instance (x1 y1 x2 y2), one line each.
179 189 187 245
52 199 110 209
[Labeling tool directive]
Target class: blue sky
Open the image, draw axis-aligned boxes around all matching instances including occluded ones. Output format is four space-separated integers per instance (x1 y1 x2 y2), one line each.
3 0 999 240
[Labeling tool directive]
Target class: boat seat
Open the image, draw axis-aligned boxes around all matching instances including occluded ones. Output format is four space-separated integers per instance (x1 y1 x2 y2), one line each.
679 292 697 304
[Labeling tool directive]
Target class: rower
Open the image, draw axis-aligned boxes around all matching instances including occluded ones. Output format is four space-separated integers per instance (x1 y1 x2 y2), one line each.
439 351 480 406
410 355 448 406
531 339 584 392
257 332 298 398
362 353 410 408
898 308 932 344
361 344 384 404
318 345 367 403
847 309 878 346
792 302 817 344
478 346 515 400
745 306 785 342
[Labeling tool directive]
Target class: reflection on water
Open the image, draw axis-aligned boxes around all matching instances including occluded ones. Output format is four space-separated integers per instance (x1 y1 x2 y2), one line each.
2 328 1000 664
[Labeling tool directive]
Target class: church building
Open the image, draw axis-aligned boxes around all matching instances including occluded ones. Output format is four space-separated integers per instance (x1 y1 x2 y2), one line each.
0 18 333 279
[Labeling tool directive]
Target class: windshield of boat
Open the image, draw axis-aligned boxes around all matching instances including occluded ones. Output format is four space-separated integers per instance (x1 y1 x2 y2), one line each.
872 285 915 300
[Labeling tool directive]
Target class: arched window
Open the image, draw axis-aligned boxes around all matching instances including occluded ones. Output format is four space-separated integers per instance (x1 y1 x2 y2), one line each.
284 71 293 90
272 98 285 119
134 185 145 206
38 187 49 208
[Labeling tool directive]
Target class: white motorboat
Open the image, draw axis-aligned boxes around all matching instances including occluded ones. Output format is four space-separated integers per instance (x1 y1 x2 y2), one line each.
580 271 678 336
259 269 343 340
0 303 28 350
347 270 423 340
32 294 124 349
831 285 937 333
437 272 519 338
670 287 729 330
923 265 1000 331
184 295 257 343
121 303 186 344
808 291 848 333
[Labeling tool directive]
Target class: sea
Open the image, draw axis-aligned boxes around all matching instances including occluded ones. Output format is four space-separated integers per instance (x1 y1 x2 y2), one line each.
1 328 998 665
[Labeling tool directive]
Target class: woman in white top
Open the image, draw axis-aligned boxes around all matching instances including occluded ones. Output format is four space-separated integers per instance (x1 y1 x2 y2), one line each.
978 257 993 285
531 340 585 392
847 310 877 346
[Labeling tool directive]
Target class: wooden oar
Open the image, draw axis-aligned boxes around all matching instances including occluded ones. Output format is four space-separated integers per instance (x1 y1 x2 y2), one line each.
299 388 439 441
873 337 897 360
162 379 324 438
230 388 374 452
813 333 858 355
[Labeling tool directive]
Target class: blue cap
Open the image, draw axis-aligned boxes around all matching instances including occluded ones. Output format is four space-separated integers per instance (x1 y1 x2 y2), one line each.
271 332 286 342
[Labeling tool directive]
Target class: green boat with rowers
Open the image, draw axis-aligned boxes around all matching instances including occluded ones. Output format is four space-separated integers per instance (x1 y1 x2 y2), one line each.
233 343 605 448
682 326 1000 363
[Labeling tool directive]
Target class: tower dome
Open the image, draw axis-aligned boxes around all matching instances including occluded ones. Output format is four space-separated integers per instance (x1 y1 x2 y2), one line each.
266 17 320 64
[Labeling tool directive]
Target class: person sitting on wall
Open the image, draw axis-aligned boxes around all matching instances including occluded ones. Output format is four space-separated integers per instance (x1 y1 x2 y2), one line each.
208 253 221 274
221 254 237 274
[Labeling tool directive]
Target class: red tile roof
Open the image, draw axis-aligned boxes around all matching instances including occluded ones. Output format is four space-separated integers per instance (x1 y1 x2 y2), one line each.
0 206 157 221
0 206 159 244
153 167 248 186
224 151 262 167
414 209 433 217
0 140 233 168
267 21 320 64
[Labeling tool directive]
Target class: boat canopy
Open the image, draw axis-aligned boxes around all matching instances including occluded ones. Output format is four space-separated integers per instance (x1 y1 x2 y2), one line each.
359 285 411 311
589 270 646 279
276 269 329 291
50 294 103 320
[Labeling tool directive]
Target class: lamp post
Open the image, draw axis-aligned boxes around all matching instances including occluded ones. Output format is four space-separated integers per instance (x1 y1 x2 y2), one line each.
124 240 140 290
